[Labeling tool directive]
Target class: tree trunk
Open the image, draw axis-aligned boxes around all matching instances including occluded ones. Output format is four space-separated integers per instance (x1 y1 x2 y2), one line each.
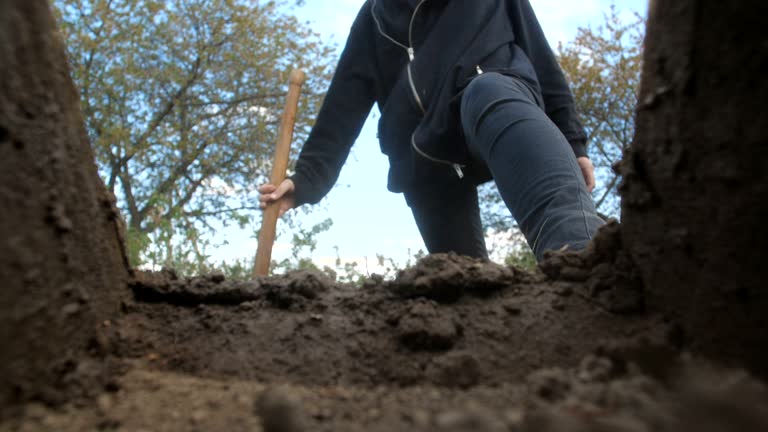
0 0 130 408
620 0 768 373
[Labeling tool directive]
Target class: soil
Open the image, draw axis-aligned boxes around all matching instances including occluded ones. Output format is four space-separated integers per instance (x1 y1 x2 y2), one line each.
618 0 768 372
2 233 768 431
2 224 767 430
0 0 129 410
116 227 662 391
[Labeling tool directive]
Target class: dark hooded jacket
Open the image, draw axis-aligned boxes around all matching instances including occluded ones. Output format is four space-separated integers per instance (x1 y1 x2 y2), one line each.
290 0 588 206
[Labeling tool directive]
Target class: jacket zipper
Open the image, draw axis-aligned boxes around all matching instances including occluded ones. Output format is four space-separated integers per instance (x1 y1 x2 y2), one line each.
411 134 465 178
407 64 425 114
371 0 465 179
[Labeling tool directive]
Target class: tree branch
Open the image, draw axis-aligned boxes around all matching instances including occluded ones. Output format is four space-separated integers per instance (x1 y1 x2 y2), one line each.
182 205 262 218
118 167 141 231
595 173 621 211
182 93 283 107
119 54 205 168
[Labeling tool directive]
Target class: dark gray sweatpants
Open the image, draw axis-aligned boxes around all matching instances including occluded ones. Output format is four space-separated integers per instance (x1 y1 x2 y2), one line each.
405 72 604 261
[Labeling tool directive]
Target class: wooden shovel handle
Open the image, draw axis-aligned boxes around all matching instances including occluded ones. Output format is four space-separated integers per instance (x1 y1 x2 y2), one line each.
253 69 306 277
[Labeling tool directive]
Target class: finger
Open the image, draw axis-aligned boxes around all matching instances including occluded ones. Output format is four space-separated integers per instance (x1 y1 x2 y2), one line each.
581 168 592 192
258 184 276 194
587 171 596 193
265 185 286 201
576 158 594 192
274 179 294 198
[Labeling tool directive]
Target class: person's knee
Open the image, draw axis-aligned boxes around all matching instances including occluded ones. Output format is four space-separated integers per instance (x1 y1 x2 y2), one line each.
464 72 504 97
461 73 504 136
462 73 503 113
462 73 535 135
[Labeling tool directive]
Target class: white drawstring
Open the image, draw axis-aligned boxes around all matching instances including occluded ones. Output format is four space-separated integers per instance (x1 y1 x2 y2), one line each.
370 0 465 178
370 0 428 61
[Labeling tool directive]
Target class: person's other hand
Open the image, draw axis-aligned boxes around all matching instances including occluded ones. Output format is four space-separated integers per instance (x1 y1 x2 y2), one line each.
577 157 596 193
258 178 296 217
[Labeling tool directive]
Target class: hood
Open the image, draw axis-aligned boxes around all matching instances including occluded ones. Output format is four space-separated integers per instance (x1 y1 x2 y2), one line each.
371 0 415 43
371 0 445 46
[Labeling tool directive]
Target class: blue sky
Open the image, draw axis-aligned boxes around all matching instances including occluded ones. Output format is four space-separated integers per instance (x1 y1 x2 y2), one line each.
213 0 648 272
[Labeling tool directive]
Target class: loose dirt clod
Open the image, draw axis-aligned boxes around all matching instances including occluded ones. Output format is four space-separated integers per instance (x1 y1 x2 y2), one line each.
256 386 308 432
131 270 262 306
433 404 508 432
426 351 482 389
540 222 645 314
397 300 461 351
261 270 334 310
388 253 520 302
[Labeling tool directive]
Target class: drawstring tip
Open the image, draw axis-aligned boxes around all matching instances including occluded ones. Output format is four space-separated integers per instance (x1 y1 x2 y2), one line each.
407 47 415 61
453 164 464 179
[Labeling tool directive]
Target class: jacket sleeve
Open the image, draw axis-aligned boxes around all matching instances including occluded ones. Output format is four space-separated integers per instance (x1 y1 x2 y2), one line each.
508 0 588 158
289 4 377 206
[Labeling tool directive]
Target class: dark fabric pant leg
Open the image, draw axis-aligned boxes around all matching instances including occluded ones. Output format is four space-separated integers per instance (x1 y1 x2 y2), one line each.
404 180 489 260
460 72 605 260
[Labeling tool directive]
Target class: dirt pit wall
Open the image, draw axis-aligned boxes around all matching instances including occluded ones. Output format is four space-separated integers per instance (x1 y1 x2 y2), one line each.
0 0 129 409
619 0 768 372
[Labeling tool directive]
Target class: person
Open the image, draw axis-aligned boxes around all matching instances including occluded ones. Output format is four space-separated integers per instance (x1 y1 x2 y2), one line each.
259 0 605 261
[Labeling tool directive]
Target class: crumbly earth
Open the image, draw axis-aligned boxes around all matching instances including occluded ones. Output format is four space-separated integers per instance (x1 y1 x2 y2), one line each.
116 226 661 390
6 357 768 432
3 225 768 431
0 0 129 408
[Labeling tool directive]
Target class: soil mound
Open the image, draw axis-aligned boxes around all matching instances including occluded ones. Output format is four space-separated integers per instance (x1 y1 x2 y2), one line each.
106 250 666 391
